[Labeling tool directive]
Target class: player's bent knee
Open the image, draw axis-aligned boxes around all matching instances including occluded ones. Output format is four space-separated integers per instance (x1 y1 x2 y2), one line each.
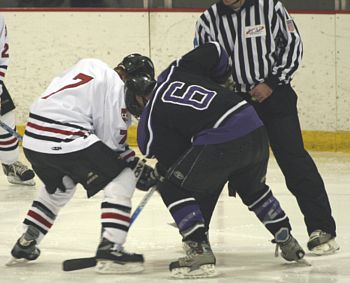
104 168 137 201
62 175 76 190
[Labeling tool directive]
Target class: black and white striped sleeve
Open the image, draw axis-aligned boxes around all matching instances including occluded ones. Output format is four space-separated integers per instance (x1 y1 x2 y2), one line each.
194 10 215 47
267 1 303 88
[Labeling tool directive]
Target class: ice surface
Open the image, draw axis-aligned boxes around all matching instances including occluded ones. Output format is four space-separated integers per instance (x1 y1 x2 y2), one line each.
0 150 349 282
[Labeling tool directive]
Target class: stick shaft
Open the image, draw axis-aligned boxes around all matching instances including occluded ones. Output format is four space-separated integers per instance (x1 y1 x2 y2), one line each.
130 186 157 225
0 120 23 141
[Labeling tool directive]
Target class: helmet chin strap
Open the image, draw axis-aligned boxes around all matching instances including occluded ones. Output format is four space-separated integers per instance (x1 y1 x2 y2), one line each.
135 95 149 111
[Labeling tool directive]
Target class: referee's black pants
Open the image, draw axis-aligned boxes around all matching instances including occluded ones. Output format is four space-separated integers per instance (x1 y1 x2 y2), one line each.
239 84 336 236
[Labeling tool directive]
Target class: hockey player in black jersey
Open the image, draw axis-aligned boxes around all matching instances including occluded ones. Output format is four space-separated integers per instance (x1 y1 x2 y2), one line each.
125 42 308 279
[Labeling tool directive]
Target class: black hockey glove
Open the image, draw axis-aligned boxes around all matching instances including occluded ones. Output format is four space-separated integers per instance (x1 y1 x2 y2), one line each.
129 157 158 191
129 157 146 180
136 164 157 191
136 161 164 191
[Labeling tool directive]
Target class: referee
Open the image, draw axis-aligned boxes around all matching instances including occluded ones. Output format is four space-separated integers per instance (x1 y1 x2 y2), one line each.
194 0 339 255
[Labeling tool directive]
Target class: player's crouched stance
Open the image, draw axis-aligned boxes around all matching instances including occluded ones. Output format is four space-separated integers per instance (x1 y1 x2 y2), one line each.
7 155 152 274
132 42 308 278
6 54 158 274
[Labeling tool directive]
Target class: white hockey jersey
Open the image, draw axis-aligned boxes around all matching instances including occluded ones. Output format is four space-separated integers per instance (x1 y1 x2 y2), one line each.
23 58 134 160
0 15 9 84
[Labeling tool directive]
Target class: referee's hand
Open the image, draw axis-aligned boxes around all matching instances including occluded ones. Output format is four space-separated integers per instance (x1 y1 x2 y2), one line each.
250 83 272 102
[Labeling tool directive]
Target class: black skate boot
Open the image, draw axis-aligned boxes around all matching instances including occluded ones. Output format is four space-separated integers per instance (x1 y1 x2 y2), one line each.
7 226 41 266
170 240 217 279
307 230 339 255
95 238 144 274
2 161 35 186
274 228 309 265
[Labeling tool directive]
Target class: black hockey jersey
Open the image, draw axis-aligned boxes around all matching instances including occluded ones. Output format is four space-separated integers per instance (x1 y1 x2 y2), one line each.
137 42 263 167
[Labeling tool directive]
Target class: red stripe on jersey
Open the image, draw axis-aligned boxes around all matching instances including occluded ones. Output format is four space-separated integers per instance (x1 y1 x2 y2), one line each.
27 121 86 137
0 71 5 77
101 212 130 222
0 137 17 145
122 151 135 161
120 136 127 144
27 210 53 228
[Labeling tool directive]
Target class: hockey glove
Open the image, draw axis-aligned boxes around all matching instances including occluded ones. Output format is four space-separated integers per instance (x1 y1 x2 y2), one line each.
136 164 157 191
137 162 165 191
129 157 146 180
129 157 157 191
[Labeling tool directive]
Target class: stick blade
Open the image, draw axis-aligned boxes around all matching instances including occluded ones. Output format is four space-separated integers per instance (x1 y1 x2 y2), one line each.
62 257 97 271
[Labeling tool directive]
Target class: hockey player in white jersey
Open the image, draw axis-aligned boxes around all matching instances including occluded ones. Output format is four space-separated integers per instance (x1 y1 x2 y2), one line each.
0 15 35 185
7 54 157 274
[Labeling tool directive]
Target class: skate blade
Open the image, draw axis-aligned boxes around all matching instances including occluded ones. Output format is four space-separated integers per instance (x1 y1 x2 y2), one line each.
168 222 177 228
171 264 217 279
8 177 35 186
296 258 312 266
310 239 340 256
95 260 144 274
5 257 30 266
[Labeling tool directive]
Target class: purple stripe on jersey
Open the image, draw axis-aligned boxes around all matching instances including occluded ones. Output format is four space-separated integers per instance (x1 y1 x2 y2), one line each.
212 47 229 78
172 204 205 231
137 103 151 155
193 105 263 145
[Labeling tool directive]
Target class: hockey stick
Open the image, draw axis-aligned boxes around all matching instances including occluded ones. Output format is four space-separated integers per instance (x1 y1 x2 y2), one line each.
130 185 157 225
0 120 23 141
62 186 157 271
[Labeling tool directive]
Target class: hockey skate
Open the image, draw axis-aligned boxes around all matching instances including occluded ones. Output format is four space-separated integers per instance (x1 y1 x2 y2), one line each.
274 228 310 266
170 240 217 279
307 230 340 255
95 238 144 274
6 226 41 266
2 161 35 186
182 232 210 255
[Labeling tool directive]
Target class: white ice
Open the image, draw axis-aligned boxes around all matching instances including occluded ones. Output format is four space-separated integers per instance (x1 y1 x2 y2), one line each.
0 149 349 283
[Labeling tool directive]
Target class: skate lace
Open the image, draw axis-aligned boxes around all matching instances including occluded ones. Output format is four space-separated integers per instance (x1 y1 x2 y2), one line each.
181 244 204 262
12 161 29 175
271 239 280 257
272 237 305 261
309 230 325 240
113 247 135 256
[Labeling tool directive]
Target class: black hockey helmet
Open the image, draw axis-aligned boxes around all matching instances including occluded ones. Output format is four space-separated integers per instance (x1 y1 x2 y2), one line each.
118 53 155 78
125 73 156 117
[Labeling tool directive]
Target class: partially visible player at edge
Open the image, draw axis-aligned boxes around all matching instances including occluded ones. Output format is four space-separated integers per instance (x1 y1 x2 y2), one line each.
131 42 307 279
0 15 35 185
7 54 156 274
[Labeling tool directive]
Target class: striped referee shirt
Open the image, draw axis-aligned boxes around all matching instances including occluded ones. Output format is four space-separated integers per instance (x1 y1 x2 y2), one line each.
194 0 303 92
